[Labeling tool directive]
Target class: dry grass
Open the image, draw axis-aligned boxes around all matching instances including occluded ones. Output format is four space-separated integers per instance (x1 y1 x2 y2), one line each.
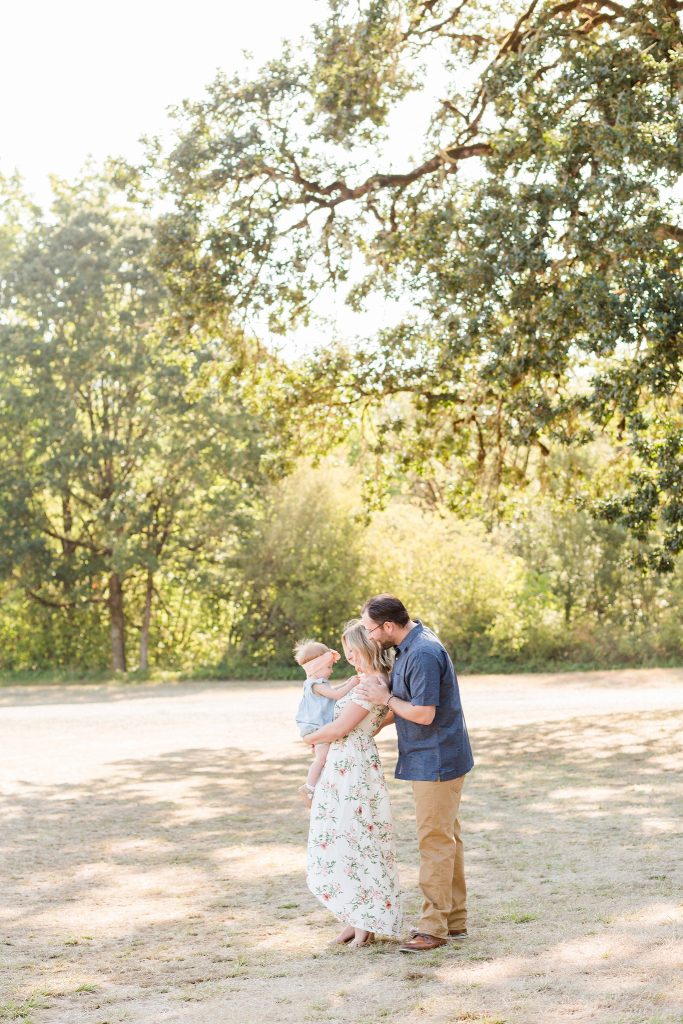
0 669 682 1024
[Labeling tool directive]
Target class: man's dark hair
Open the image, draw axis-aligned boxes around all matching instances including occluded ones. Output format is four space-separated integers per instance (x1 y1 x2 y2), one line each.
363 594 410 626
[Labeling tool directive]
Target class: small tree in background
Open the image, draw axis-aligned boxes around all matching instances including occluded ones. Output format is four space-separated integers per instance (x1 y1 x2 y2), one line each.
0 173 270 671
229 461 367 668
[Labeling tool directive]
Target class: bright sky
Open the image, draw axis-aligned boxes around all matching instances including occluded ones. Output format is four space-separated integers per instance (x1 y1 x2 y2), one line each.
0 1 438 355
1 0 323 204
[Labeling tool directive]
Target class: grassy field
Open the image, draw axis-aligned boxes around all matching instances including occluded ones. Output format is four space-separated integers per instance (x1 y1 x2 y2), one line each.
0 669 682 1024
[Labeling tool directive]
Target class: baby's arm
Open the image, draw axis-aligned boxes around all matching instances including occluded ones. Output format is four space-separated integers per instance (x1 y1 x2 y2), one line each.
311 676 358 701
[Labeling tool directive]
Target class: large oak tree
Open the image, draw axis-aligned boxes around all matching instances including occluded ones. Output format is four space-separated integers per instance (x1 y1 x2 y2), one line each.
155 0 683 567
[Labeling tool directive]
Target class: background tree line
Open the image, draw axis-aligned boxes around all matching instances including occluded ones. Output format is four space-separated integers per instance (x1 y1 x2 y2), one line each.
0 0 681 676
1 449 682 675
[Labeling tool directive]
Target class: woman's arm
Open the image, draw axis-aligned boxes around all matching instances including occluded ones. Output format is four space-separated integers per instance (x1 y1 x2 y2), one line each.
311 676 358 700
302 701 369 745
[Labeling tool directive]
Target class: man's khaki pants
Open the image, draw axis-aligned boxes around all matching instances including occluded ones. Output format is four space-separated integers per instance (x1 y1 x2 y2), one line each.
412 776 466 939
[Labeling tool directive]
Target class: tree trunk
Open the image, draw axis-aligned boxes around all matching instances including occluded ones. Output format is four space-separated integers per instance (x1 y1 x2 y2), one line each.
139 570 153 671
108 572 127 672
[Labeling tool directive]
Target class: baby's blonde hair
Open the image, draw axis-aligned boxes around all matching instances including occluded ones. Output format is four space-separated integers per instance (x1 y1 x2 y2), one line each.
342 620 393 675
293 638 330 666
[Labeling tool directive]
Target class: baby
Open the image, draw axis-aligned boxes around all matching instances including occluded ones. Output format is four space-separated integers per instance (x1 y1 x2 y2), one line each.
295 639 357 805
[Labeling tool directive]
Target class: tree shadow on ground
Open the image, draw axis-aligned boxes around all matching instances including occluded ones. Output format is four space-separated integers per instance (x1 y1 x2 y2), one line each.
1 709 681 1023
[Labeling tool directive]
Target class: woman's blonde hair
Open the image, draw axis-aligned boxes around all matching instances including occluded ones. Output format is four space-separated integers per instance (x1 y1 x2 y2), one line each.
342 619 393 675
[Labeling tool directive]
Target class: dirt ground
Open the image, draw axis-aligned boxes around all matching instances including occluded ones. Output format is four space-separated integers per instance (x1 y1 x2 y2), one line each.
1 668 682 1024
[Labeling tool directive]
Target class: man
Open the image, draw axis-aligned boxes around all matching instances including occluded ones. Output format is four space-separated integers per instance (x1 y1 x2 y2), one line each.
355 594 474 953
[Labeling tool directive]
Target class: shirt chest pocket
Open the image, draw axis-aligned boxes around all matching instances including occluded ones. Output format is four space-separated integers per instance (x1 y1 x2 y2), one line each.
391 673 410 701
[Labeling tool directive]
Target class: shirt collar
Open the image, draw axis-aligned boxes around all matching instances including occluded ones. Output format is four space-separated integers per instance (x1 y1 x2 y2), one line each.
395 620 423 654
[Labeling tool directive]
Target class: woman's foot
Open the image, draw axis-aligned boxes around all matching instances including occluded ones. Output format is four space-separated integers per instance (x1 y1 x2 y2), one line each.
349 929 374 948
329 925 355 945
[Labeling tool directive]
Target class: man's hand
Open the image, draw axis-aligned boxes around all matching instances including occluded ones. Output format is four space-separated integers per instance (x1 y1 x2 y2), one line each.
357 677 437 725
355 676 390 705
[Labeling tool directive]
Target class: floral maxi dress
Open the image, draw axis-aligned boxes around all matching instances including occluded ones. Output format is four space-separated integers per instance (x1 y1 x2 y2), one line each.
306 689 403 936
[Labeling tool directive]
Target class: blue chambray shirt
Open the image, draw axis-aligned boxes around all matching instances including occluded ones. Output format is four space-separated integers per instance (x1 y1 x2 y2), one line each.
390 621 474 782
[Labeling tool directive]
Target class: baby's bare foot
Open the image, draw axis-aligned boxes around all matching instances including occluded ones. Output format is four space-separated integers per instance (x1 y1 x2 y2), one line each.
298 784 314 807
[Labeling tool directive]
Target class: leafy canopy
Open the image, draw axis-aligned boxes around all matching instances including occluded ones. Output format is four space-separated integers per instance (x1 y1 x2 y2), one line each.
155 0 683 567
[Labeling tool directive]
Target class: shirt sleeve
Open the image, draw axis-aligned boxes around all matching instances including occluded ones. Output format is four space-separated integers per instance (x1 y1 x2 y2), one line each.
310 679 331 696
406 650 442 707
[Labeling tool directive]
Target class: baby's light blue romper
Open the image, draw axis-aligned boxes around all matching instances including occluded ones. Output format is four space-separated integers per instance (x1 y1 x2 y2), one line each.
296 678 336 737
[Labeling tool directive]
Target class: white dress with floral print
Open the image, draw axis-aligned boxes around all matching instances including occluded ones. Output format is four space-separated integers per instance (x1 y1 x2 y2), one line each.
306 688 403 936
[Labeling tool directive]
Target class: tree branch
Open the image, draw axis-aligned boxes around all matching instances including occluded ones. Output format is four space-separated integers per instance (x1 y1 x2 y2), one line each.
654 223 683 243
24 586 74 610
40 524 110 556
260 141 491 213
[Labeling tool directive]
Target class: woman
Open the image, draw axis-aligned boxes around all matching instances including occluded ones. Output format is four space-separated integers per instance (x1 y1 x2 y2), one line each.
303 620 403 947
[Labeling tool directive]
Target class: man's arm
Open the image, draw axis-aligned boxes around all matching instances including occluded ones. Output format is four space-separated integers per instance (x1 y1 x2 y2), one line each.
354 677 436 725
388 694 435 725
311 676 358 700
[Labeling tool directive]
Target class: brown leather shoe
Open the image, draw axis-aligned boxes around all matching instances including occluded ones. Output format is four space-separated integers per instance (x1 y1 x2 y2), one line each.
400 932 447 953
410 927 468 940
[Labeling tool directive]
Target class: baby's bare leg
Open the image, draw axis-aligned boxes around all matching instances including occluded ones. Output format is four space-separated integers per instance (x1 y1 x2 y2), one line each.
306 742 330 789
